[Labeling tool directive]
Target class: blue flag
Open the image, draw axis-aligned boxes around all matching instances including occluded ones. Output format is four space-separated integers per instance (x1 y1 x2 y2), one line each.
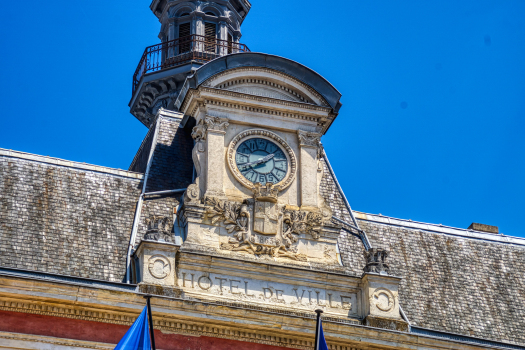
114 306 152 350
317 320 329 350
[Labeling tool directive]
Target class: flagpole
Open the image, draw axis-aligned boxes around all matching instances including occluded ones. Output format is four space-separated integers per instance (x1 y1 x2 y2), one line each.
314 309 323 350
145 296 157 350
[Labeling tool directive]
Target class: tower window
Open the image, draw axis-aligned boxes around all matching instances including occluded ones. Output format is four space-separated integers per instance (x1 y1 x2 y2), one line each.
204 22 217 53
205 12 216 16
179 22 191 53
180 12 190 17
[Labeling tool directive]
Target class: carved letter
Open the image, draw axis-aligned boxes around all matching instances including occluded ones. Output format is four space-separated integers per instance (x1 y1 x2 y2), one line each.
275 290 284 301
215 277 228 293
328 293 336 308
182 273 195 288
197 275 212 290
341 296 353 310
293 288 307 304
315 291 326 306
262 288 273 299
245 281 255 297
230 279 241 294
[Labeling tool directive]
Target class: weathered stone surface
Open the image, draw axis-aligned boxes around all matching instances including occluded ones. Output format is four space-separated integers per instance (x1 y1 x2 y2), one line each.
0 156 141 282
365 315 409 332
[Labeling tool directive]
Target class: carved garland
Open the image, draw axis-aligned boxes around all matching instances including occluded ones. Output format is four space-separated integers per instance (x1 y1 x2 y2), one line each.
227 129 297 191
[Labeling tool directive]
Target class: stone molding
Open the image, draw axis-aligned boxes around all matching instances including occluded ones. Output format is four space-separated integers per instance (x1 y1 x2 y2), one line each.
297 130 322 148
0 331 114 350
213 78 312 104
0 298 330 350
226 129 297 191
201 67 330 107
201 87 331 112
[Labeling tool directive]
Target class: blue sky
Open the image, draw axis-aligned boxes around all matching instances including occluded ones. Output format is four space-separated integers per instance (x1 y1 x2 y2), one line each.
1 1 524 237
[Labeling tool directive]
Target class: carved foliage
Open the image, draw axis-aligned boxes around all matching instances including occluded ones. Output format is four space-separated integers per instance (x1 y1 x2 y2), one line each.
205 197 250 235
282 209 325 240
297 130 321 148
204 115 229 132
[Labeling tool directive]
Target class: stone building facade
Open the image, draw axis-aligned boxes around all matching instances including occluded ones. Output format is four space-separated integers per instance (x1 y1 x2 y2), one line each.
0 1 524 349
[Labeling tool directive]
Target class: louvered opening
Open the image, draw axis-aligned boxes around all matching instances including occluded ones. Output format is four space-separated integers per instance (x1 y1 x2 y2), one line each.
179 22 191 53
227 33 233 54
204 22 217 53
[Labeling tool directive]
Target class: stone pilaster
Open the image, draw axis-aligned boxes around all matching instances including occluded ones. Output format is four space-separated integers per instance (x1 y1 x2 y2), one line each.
203 115 229 199
297 129 322 210
134 240 179 287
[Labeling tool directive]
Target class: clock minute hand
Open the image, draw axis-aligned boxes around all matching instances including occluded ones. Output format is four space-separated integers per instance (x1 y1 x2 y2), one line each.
240 153 275 169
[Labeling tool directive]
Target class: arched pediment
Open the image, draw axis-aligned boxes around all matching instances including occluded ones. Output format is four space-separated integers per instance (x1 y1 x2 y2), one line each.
202 68 330 106
177 53 342 113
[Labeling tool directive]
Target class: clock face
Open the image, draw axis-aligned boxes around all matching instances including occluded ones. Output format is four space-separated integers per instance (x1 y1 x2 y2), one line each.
235 138 289 185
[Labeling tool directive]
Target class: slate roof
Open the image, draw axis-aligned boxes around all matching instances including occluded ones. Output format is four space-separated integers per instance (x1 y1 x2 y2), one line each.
0 150 142 282
320 154 525 346
1 116 523 346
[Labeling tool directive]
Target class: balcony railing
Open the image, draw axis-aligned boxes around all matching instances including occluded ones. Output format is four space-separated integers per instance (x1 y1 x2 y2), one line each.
132 34 250 94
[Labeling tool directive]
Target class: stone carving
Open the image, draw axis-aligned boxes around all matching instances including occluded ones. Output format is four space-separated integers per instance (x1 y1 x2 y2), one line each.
363 248 390 274
252 182 280 203
297 130 321 148
282 208 326 240
204 115 229 132
253 200 279 235
205 196 308 261
227 129 297 191
190 119 206 202
205 197 250 235
371 288 395 313
184 183 201 204
144 216 174 243
148 255 171 279
191 118 207 142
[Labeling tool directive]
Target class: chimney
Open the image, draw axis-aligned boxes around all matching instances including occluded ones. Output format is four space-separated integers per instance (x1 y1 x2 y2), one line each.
468 223 499 234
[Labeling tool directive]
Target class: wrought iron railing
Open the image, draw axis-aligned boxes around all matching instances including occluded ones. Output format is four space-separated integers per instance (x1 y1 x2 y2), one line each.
132 34 250 94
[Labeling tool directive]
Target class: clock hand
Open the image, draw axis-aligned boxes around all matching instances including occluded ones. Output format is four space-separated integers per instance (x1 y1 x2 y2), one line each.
239 153 275 169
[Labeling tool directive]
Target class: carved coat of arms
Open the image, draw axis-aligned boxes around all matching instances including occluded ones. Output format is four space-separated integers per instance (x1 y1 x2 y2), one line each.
254 201 278 235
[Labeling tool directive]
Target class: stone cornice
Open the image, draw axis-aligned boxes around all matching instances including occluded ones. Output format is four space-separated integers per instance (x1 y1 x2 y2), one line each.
0 331 113 350
0 275 502 350
200 86 332 113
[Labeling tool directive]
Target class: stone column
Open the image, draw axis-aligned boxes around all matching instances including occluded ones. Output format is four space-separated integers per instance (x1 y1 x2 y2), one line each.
194 15 204 52
203 116 229 199
297 130 322 211
219 20 228 56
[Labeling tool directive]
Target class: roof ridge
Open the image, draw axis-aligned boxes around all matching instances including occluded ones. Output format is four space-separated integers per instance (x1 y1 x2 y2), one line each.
354 211 525 246
0 148 143 179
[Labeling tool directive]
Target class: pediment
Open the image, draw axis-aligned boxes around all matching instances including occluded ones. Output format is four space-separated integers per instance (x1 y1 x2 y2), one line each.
202 67 330 107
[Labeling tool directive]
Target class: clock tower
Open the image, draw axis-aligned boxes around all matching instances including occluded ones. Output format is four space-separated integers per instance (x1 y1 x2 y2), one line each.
130 0 407 342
